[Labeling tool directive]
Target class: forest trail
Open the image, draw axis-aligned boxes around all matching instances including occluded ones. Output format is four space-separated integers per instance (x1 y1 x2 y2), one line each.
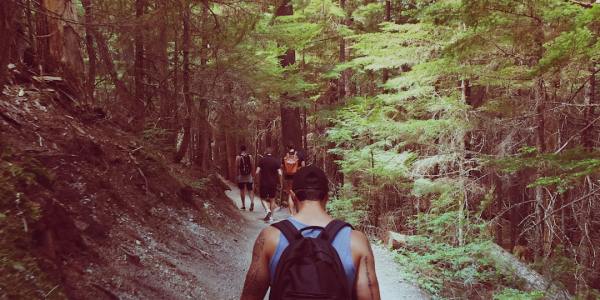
222 181 429 300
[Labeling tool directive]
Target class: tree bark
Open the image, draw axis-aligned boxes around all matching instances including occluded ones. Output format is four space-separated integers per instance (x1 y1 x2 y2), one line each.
0 0 16 86
133 0 146 133
277 1 303 151
37 0 84 89
196 4 211 171
81 0 96 106
582 66 596 150
92 27 130 99
381 0 391 84
174 2 191 163
157 1 175 148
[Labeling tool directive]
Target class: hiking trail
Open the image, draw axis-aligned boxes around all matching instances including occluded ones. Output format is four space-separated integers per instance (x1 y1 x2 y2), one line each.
222 181 430 300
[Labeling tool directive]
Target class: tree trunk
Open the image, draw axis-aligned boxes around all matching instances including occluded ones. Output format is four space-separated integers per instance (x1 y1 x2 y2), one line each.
157 1 175 148
0 0 16 86
196 5 211 171
37 0 84 89
381 0 391 84
174 2 191 163
133 0 146 133
277 1 303 151
92 29 129 97
583 66 596 150
81 0 96 106
338 0 347 102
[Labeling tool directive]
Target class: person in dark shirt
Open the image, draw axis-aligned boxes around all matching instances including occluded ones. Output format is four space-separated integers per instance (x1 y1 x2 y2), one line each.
255 147 282 222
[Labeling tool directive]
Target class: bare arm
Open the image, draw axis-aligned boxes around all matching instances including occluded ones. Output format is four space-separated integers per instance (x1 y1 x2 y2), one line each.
255 167 261 187
240 229 271 300
353 231 381 300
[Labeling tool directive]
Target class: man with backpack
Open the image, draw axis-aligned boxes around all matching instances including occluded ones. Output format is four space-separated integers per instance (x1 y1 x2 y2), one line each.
236 145 255 211
240 166 381 300
255 147 283 222
282 144 305 215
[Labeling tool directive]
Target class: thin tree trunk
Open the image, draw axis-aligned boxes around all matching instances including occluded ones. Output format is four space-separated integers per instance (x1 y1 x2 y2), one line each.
338 0 347 102
93 32 128 95
81 0 96 106
381 0 391 84
0 0 16 86
133 0 146 132
25 0 37 66
583 66 596 150
157 1 174 147
174 2 191 163
197 4 211 171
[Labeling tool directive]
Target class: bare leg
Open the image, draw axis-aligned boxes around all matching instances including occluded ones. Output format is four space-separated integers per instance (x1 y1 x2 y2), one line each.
287 193 296 215
240 187 246 208
249 189 255 211
269 197 275 213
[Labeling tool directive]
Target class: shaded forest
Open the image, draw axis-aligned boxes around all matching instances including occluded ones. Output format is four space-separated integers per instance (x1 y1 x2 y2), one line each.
1 0 600 299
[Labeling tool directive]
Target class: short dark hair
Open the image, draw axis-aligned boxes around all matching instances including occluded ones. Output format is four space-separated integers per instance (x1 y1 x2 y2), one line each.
240 145 247 152
295 189 327 201
292 166 329 202
287 143 295 149
265 146 273 154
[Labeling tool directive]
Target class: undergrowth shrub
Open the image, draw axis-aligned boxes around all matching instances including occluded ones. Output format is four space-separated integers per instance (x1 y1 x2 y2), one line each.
0 145 65 299
327 184 368 226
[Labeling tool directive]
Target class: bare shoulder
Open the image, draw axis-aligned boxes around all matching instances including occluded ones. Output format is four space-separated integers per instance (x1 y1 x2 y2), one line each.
350 230 373 257
255 226 280 257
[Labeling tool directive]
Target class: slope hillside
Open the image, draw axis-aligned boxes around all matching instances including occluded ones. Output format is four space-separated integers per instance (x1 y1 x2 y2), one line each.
0 78 249 299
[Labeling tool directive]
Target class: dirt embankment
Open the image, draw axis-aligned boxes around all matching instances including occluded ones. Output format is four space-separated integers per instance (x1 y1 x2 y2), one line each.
1 80 251 299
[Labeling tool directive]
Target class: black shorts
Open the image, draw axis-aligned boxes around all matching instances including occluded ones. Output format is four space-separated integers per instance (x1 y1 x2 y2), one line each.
238 182 253 190
260 185 277 199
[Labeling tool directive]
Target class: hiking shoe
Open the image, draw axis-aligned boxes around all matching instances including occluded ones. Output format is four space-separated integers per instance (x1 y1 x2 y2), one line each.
263 212 272 221
249 203 254 211
240 206 246 210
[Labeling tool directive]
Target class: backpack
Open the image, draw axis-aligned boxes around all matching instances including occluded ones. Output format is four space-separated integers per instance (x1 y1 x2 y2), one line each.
270 219 353 300
283 153 299 176
239 153 252 176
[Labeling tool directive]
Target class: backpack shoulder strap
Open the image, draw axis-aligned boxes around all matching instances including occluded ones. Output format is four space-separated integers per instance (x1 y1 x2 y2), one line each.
319 219 353 243
271 220 301 243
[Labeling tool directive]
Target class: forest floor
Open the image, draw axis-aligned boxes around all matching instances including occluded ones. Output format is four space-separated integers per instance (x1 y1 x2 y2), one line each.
223 182 430 300
1 79 428 299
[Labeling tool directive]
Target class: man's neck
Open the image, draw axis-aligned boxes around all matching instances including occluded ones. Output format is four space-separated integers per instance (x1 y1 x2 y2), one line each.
293 201 331 226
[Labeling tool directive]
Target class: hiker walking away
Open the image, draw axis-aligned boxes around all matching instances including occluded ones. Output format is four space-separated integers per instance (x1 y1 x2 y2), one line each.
255 147 282 222
282 144 305 215
240 166 381 300
236 145 255 211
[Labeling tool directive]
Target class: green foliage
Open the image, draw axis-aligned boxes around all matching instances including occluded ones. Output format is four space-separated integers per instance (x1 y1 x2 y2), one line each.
493 288 545 300
327 184 368 226
191 177 211 192
394 238 517 298
487 148 600 192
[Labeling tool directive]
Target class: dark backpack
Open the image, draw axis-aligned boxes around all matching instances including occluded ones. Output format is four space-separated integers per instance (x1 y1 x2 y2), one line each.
270 219 353 300
239 153 251 176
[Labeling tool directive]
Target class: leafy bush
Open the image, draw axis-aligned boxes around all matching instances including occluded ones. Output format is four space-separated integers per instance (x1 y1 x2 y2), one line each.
327 184 368 226
493 288 545 300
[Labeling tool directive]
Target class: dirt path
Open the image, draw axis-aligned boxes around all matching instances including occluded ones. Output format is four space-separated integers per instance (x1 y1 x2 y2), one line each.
372 244 430 300
223 183 429 300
